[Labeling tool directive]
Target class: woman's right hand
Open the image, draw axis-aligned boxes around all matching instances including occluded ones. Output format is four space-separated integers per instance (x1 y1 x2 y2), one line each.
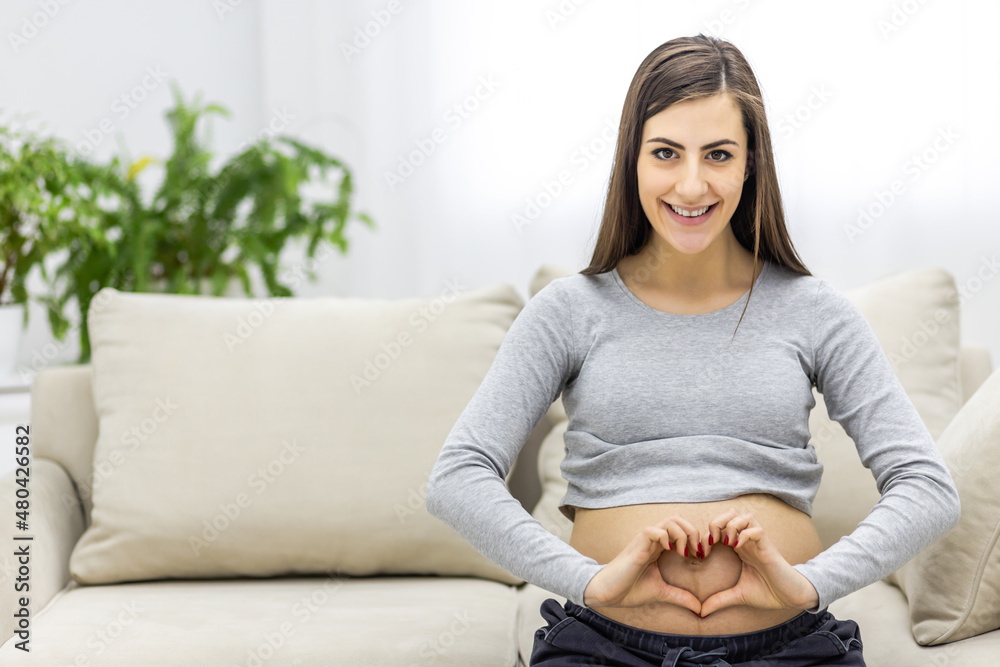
581 515 703 615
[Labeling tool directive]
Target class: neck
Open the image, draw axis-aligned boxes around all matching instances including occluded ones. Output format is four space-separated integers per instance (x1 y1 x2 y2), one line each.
635 235 758 296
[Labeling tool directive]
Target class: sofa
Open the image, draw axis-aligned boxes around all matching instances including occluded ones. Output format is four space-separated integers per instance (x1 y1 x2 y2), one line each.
0 262 998 666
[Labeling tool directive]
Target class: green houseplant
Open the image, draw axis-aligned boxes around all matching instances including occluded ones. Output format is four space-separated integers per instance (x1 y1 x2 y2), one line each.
0 119 129 376
38 83 375 364
0 123 63 320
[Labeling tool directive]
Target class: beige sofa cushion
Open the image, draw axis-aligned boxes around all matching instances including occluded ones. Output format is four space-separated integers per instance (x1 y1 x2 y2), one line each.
69 284 524 586
828 580 1000 665
0 576 519 666
886 367 1000 644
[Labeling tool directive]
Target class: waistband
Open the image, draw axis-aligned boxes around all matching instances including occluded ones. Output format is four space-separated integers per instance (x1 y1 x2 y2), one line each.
563 599 832 662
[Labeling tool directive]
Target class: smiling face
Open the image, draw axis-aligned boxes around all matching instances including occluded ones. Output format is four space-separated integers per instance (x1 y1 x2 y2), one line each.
636 93 752 259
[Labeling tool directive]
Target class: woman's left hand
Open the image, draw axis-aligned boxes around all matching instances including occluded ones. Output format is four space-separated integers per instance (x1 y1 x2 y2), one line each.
698 509 820 618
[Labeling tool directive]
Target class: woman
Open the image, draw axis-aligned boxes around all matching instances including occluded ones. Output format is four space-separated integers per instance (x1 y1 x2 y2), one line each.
425 34 960 665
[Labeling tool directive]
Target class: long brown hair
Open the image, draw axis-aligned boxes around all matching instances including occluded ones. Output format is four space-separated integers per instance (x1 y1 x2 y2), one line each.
580 34 811 339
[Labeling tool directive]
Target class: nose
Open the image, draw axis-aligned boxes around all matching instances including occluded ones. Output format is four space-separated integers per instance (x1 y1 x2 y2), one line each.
674 157 709 201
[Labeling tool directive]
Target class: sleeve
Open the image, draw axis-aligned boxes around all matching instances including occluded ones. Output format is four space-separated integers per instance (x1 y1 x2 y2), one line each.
424 278 607 607
792 278 961 612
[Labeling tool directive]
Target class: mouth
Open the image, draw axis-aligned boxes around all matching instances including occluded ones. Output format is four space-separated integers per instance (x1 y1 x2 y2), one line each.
663 201 718 225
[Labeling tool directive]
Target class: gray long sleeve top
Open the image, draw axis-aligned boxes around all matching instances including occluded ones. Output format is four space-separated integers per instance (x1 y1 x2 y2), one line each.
424 259 961 613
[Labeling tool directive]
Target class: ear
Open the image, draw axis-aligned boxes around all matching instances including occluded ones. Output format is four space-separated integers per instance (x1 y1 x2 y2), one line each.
744 150 755 181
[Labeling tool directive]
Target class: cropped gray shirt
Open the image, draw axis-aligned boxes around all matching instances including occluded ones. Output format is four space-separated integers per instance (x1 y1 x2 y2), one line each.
425 259 960 613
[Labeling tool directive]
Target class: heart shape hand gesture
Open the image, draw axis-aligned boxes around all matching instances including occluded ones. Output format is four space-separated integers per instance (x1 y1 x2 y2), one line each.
582 509 820 617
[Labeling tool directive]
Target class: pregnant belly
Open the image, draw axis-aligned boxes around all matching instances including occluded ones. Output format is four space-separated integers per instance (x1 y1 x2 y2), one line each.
567 493 824 636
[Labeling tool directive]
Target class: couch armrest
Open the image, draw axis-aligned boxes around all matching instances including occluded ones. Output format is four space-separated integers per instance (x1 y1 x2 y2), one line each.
0 458 85 647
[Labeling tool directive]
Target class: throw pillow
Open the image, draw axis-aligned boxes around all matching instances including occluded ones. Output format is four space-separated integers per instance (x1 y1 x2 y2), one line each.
70 283 525 586
886 366 1000 644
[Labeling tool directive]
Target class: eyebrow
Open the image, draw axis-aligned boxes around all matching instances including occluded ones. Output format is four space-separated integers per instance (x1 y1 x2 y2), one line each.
645 138 739 150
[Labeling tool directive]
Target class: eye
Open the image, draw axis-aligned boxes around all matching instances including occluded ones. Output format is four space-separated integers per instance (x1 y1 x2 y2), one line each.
651 148 734 162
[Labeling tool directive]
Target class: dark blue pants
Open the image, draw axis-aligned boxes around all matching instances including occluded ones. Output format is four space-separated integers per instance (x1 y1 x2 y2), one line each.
530 598 865 666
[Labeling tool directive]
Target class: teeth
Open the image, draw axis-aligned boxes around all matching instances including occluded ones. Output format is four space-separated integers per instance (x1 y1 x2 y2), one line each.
668 203 711 217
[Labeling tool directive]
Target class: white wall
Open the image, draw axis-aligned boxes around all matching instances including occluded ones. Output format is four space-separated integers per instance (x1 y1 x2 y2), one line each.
2 0 998 375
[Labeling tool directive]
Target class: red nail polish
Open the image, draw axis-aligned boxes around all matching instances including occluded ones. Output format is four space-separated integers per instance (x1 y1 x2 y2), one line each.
708 535 714 546
697 543 704 558
723 535 729 546
690 610 700 618
684 546 689 557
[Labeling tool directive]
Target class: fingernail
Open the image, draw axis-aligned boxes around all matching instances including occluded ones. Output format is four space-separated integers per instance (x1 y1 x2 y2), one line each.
723 535 729 546
684 546 689 557
708 535 714 546
697 543 705 558
690 610 700 618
